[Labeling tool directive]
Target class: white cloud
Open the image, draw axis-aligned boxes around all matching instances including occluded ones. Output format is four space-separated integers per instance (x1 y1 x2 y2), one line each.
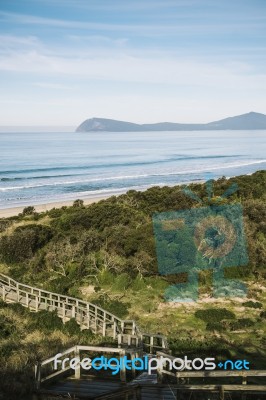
1 10 264 36
0 11 186 33
32 82 74 90
0 43 266 93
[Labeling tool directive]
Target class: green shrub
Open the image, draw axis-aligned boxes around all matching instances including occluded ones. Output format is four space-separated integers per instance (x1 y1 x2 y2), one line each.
22 206 35 216
0 315 16 338
131 274 147 291
195 308 236 323
0 224 53 263
243 301 263 309
64 318 81 335
29 310 63 331
206 322 223 332
93 298 129 319
8 303 29 316
0 219 12 233
168 337 231 358
228 318 255 331
259 310 266 319
73 199 84 208
48 208 64 218
112 273 131 291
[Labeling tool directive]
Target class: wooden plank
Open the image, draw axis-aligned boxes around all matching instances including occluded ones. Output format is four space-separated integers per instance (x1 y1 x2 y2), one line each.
40 366 72 383
175 384 266 392
77 345 125 353
175 370 266 378
94 385 140 399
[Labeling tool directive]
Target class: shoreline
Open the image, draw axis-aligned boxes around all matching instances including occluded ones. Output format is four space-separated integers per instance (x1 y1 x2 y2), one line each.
0 195 110 218
0 180 202 219
0 171 257 219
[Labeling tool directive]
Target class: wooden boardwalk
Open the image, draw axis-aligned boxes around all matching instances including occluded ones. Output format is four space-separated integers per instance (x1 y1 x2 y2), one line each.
0 273 167 353
1 273 266 399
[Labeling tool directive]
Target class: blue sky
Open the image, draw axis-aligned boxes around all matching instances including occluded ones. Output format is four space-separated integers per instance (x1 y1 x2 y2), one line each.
0 0 265 127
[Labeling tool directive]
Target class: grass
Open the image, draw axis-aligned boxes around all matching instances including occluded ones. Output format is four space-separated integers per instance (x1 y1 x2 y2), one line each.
0 299 115 397
80 271 266 367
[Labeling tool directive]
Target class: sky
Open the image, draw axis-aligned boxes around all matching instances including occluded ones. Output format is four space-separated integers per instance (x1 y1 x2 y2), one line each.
0 0 266 128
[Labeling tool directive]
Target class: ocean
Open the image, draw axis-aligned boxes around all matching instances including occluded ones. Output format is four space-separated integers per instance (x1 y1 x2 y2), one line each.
0 130 266 210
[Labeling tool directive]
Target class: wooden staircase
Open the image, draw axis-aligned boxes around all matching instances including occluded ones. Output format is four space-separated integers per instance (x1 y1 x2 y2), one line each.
0 273 167 353
1 274 266 399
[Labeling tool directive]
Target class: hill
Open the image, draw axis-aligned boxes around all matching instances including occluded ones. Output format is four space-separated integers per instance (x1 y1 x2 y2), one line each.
0 171 265 396
76 112 266 132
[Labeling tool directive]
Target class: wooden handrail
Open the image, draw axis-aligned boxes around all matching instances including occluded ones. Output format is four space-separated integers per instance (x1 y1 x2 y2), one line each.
0 273 168 353
0 273 119 322
35 344 144 386
156 351 266 387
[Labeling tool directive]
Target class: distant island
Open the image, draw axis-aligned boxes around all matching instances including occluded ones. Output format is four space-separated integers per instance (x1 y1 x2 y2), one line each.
76 111 266 132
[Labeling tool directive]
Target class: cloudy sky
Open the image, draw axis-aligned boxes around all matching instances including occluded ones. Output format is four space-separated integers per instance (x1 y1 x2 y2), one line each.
0 0 265 127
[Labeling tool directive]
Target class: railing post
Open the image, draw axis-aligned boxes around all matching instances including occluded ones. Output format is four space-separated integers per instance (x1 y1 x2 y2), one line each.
150 336 154 354
95 307 98 332
118 334 122 348
35 295 39 312
72 305 75 318
120 350 126 382
87 304 90 329
157 352 163 384
102 311 106 336
242 374 247 400
219 385 224 400
131 352 136 378
75 346 81 379
16 283 19 301
113 321 117 339
79 308 83 325
35 362 41 390
62 302 66 322
26 292 29 307
132 321 136 335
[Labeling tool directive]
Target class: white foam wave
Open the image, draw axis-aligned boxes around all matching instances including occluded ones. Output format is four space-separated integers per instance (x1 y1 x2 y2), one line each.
0 159 265 192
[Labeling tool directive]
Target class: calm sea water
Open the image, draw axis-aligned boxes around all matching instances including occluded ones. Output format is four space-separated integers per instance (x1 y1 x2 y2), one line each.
0 130 265 209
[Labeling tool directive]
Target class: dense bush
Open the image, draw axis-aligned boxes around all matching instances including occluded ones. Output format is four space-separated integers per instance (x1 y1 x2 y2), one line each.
0 224 53 263
22 206 35 216
195 308 236 323
243 301 263 309
206 322 223 332
29 310 63 332
168 337 231 358
0 315 16 338
227 318 255 331
64 318 82 335
0 219 12 233
93 298 129 319
1 170 265 293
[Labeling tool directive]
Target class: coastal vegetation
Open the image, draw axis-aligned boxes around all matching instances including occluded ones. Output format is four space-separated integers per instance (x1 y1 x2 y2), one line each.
0 170 265 396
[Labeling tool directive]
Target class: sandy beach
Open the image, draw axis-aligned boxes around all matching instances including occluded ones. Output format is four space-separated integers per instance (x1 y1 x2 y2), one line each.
0 195 110 218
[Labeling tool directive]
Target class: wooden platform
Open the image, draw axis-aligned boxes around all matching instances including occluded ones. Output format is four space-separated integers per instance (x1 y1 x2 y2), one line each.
37 375 266 400
37 375 178 399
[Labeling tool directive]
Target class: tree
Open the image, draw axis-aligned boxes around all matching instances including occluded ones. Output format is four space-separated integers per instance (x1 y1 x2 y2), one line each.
73 199 84 208
22 206 35 216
